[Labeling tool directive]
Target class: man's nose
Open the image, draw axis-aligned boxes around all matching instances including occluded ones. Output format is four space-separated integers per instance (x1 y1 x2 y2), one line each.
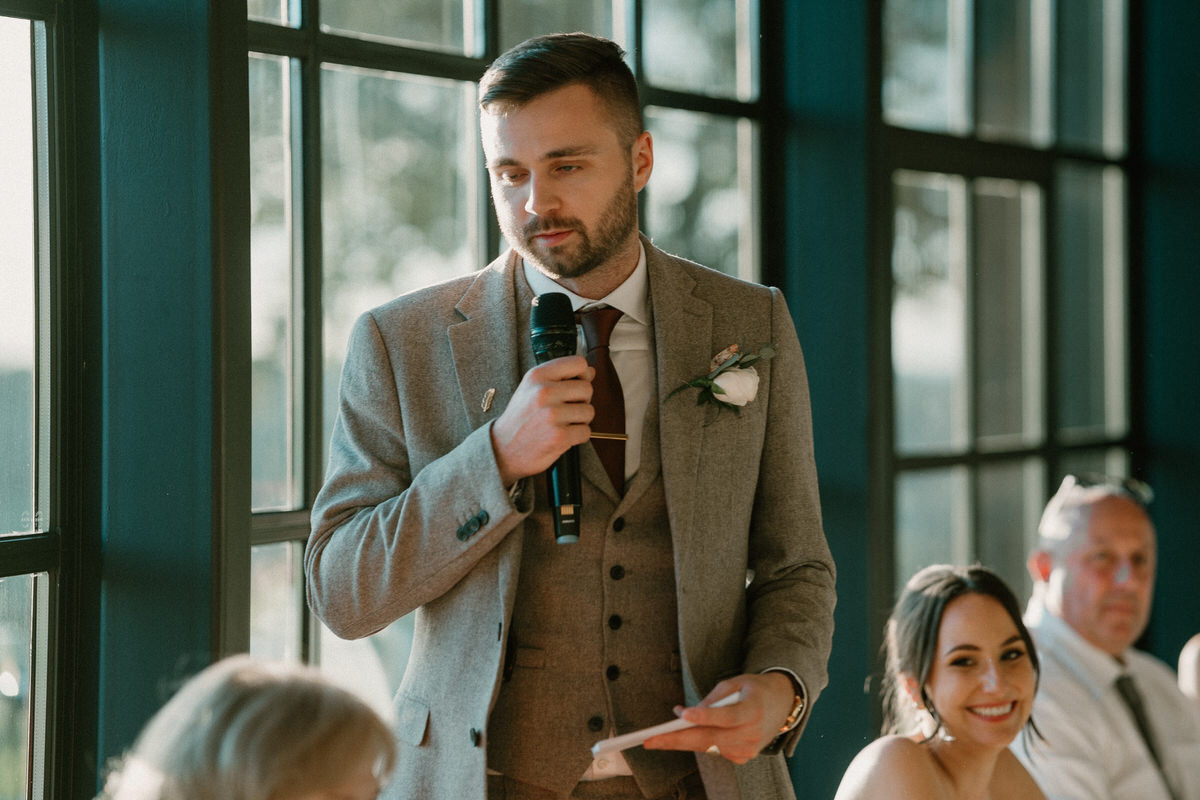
1114 560 1134 585
524 175 559 216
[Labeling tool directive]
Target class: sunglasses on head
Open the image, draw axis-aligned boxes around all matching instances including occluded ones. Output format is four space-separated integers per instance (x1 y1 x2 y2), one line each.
1058 472 1154 507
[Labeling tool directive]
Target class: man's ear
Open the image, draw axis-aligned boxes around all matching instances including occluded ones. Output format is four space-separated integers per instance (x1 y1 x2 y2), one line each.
632 130 653 192
1028 549 1053 583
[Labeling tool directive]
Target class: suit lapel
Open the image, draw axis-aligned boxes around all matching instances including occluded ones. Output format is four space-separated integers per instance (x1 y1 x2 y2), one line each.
646 241 714 555
448 252 529 434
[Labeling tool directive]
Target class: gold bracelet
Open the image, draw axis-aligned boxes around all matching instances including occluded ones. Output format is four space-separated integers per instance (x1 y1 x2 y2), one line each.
779 692 806 734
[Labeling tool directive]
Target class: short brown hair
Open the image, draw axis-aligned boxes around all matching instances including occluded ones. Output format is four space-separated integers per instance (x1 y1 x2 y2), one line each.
479 32 644 146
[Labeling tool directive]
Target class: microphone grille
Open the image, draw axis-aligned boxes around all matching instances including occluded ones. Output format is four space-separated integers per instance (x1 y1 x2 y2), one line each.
531 292 574 329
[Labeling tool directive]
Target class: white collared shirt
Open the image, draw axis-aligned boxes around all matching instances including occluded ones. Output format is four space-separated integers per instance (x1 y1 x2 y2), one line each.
524 247 654 486
1012 598 1200 800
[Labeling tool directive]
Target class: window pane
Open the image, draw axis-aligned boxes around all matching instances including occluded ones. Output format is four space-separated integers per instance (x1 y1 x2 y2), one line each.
895 467 970 586
1058 0 1126 156
499 0 613 51
883 0 970 134
0 574 34 797
892 170 968 454
642 0 756 101
976 0 1051 146
320 0 475 55
977 459 1043 599
251 54 303 513
1054 163 1126 440
645 108 758 281
317 616 413 723
250 542 304 663
0 18 37 538
248 0 289 26
974 179 1043 449
321 66 479 463
1058 447 1129 485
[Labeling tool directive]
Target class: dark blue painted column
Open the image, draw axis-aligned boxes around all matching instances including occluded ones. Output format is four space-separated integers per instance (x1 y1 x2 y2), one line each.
93 0 215 770
779 3 875 798
1141 0 1200 663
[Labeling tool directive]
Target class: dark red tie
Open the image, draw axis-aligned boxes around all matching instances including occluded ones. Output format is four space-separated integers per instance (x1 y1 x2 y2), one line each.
577 307 625 493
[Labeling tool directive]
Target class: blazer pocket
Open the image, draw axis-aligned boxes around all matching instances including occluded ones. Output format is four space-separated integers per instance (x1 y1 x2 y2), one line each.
513 645 546 669
395 693 430 747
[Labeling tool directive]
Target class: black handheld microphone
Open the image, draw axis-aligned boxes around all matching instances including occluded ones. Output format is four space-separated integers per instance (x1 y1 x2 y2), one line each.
530 292 582 544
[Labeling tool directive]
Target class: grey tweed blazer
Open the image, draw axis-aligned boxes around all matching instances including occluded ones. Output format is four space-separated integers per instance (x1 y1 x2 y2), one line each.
305 236 836 800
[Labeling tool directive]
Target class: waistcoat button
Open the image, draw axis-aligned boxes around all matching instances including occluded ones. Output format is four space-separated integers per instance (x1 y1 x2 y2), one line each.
588 715 604 732
612 517 625 532
606 664 620 680
608 614 622 630
609 564 625 580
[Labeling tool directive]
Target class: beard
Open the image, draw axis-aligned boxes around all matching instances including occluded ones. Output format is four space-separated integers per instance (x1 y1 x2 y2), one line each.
506 172 640 280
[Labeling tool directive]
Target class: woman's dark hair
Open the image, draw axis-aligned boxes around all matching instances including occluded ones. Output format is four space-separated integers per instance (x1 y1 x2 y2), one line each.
478 32 644 147
881 564 1040 742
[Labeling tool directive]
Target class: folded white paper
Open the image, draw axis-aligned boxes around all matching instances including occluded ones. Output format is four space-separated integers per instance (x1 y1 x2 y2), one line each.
590 690 743 756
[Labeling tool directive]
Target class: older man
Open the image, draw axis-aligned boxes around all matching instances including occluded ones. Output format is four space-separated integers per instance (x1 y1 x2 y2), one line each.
1013 475 1200 800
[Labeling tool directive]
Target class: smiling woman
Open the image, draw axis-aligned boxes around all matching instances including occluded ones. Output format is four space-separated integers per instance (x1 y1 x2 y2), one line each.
834 565 1047 800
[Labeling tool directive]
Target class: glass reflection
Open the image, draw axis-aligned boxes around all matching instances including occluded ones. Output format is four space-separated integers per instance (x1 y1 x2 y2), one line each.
499 0 614 51
318 615 413 724
643 0 754 100
645 107 757 280
0 18 36 537
321 0 474 54
320 66 479 461
892 170 968 455
883 0 970 134
975 0 1052 146
0 574 33 797
1054 163 1126 440
250 542 303 663
250 53 303 513
1058 0 1126 156
895 467 970 588
974 178 1043 449
248 0 288 26
977 459 1042 599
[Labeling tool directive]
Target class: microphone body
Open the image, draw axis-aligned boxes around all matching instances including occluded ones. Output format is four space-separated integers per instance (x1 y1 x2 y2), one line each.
529 292 582 544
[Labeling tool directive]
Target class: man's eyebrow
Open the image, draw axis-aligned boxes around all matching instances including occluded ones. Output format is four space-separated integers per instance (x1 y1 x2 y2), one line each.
544 145 599 159
488 145 599 169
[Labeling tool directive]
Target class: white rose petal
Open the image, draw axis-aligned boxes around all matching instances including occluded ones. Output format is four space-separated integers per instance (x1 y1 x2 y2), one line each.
711 367 759 406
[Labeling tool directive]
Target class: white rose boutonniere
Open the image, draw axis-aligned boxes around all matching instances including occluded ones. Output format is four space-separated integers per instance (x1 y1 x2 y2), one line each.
712 367 760 406
668 342 776 417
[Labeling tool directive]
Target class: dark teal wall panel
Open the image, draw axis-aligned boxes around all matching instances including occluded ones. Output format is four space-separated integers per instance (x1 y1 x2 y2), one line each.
95 0 215 769
779 3 875 798
1141 0 1200 665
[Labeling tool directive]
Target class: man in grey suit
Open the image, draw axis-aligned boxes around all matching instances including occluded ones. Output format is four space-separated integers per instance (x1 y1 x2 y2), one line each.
306 32 835 800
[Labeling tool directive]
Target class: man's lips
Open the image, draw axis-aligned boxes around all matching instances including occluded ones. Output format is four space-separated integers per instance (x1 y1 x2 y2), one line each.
530 229 574 247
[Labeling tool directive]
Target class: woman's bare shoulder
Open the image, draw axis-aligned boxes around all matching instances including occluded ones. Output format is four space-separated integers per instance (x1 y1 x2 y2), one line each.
834 735 942 800
993 748 1048 799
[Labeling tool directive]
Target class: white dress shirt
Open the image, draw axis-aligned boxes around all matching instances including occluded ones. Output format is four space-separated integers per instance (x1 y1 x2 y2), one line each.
524 247 654 486
1012 597 1200 800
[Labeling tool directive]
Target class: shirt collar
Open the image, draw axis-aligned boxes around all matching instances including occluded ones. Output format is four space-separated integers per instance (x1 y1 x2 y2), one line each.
1027 594 1127 689
522 243 650 326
